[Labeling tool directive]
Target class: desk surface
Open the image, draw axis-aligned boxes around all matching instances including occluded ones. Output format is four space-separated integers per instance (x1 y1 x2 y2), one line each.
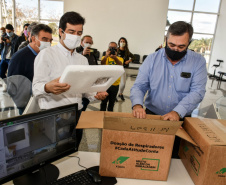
4 151 194 185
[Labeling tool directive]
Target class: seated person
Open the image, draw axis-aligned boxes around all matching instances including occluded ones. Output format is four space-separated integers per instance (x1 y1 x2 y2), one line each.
100 42 123 111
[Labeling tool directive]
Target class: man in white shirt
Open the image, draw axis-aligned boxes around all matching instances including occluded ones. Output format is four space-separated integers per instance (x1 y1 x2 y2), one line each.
32 11 108 147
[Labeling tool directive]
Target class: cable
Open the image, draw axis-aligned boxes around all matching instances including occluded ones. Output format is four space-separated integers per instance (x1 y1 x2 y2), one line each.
68 155 87 169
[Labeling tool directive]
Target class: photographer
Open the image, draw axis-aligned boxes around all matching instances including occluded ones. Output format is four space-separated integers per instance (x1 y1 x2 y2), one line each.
76 35 98 65
0 24 18 79
100 42 123 111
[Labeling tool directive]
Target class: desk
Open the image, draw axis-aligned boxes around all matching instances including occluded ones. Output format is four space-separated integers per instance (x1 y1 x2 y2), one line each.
4 151 194 185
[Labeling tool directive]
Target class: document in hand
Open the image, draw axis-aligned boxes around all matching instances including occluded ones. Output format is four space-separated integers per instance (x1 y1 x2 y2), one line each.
59 65 125 93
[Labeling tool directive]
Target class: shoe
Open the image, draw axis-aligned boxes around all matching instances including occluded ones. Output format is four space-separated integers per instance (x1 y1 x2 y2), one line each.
118 94 125 101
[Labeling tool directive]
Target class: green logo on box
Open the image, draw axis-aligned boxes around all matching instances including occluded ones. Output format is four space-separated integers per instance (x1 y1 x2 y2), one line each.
184 146 189 152
112 156 129 164
216 168 226 174
135 158 160 171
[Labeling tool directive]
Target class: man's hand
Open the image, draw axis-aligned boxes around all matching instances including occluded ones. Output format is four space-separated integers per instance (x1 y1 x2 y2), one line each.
5 38 10 44
132 104 146 119
95 91 108 100
83 47 90 55
105 49 110 57
162 111 180 121
110 54 117 60
44 77 70 95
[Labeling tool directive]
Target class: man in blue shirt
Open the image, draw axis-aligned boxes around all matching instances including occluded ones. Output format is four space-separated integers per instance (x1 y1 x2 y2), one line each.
130 21 207 121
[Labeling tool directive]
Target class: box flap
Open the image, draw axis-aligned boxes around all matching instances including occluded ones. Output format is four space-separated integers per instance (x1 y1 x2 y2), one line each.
184 117 226 146
76 111 104 128
176 128 197 146
77 111 182 136
103 116 183 135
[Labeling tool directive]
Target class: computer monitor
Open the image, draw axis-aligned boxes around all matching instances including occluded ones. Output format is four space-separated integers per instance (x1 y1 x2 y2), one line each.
0 103 78 185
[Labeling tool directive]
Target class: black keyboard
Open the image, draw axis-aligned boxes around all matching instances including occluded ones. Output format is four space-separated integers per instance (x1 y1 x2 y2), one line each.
50 170 93 185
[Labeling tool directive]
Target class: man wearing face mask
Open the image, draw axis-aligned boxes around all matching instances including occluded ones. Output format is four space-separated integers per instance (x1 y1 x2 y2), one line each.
32 12 108 148
76 35 98 65
130 21 207 158
14 23 30 52
8 24 53 82
0 24 18 79
7 24 52 115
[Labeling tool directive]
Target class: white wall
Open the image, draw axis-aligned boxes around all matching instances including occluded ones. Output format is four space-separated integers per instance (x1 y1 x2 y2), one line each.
64 0 169 62
209 0 226 75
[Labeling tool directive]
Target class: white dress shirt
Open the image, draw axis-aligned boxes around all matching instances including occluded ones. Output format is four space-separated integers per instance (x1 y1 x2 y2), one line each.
32 42 96 110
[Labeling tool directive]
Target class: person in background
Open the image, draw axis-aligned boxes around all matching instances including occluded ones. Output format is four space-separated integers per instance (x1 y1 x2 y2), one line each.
7 24 52 115
117 37 134 101
14 23 30 52
18 22 38 50
32 11 108 148
76 35 98 111
76 35 98 65
130 21 207 158
100 42 123 111
0 27 6 38
0 24 18 79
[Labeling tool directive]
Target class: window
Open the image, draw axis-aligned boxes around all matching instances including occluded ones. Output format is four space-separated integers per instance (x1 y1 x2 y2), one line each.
0 0 64 41
166 0 221 65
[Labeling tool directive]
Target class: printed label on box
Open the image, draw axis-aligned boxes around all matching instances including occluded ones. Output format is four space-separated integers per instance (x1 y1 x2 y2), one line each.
135 158 160 171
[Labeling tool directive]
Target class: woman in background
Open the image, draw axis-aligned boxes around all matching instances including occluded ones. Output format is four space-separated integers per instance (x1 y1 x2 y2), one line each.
117 37 134 101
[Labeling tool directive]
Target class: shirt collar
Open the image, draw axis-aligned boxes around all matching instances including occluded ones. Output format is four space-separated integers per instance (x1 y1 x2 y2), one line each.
28 44 38 56
57 42 77 56
162 48 187 65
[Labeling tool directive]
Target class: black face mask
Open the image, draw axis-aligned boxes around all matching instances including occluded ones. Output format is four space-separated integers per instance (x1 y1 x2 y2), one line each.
165 42 187 61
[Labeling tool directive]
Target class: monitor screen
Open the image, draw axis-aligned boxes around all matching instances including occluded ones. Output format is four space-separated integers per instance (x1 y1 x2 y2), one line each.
0 103 78 184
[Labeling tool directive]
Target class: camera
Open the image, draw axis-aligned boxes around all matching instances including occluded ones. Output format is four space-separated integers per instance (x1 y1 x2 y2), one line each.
109 47 117 55
1 36 9 42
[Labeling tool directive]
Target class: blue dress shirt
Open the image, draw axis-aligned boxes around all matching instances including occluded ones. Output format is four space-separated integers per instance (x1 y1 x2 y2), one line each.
130 48 207 118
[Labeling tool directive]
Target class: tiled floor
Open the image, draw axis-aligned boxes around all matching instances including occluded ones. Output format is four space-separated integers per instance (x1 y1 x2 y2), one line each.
0 67 226 152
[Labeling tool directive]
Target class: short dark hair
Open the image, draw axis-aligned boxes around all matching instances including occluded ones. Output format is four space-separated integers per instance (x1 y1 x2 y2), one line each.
167 21 193 41
5 24 14 31
59 11 85 31
23 23 30 28
31 24 52 38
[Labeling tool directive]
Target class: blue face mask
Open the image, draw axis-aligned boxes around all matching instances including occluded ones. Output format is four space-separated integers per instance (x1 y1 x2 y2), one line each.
7 32 13 37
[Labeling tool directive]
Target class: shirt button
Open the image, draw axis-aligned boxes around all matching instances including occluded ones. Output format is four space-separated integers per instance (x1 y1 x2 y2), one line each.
171 76 173 78
169 85 171 88
168 96 170 98
167 106 169 108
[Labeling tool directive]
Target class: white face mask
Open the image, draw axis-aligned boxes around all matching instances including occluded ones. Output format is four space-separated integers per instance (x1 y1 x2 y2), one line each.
120 42 126 48
83 43 92 48
39 41 51 51
36 37 51 51
63 32 81 49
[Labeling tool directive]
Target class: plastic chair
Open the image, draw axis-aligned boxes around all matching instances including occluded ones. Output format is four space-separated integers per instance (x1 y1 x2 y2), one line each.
209 59 224 78
132 54 140 64
142 55 148 62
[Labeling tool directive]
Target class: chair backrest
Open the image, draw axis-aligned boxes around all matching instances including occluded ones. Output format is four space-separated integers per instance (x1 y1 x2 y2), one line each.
143 55 148 62
132 54 140 64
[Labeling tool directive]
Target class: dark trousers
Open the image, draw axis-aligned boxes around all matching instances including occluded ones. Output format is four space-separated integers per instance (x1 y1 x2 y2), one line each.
145 108 191 159
100 85 119 111
81 97 90 111
0 59 10 79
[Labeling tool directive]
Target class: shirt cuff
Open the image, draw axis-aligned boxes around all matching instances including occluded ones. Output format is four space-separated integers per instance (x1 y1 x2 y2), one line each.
173 105 187 118
131 98 144 109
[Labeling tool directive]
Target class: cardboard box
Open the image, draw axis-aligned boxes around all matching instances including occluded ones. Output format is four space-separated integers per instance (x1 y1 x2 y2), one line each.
77 111 195 181
179 117 226 185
